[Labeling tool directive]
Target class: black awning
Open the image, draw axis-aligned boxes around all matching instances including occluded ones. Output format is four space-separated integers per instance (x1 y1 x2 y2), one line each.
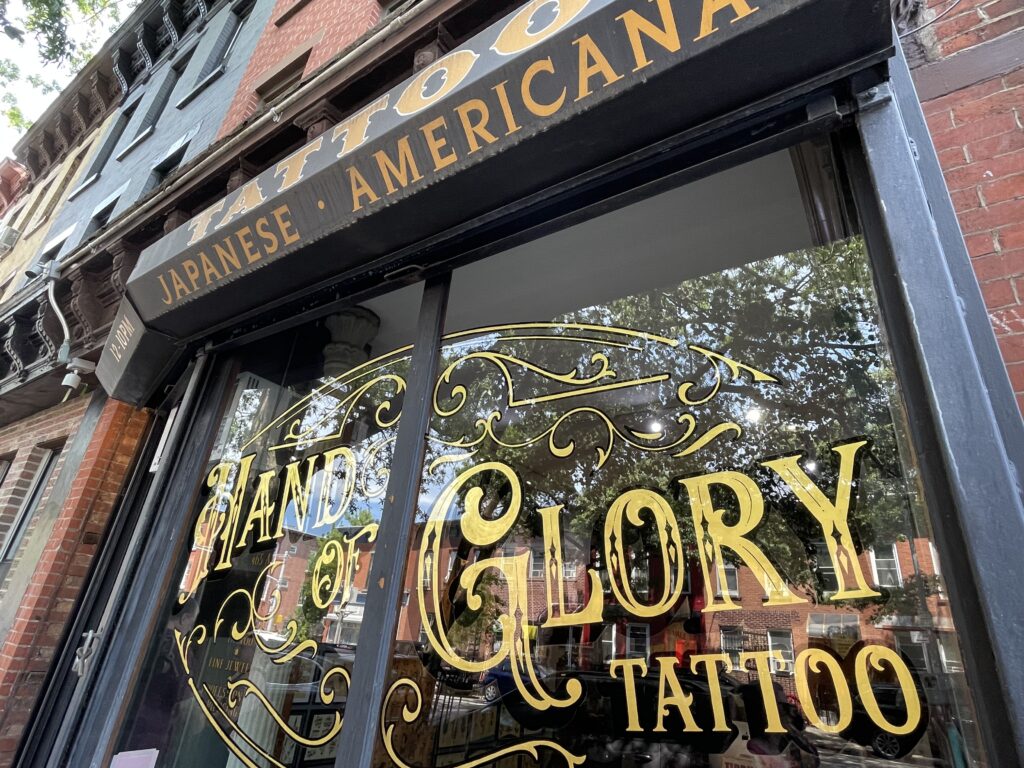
99 0 892 402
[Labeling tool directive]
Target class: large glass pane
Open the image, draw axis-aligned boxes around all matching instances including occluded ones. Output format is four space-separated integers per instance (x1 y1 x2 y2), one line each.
374 146 987 768
114 283 421 767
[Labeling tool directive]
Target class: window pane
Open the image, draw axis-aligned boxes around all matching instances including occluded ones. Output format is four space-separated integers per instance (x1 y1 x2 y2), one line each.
114 284 422 766
371 145 986 768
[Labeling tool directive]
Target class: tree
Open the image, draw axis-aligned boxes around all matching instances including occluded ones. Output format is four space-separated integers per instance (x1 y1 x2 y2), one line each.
0 0 133 133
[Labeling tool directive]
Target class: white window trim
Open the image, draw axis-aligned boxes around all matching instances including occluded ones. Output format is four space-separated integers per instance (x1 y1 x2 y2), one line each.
869 543 903 588
767 630 794 676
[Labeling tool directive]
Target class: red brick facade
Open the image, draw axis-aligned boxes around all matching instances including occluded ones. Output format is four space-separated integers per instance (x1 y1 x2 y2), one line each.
0 397 150 764
217 0 382 137
915 0 1024 409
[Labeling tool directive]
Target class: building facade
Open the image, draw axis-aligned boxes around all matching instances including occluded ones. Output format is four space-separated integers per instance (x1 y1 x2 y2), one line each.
0 0 1021 768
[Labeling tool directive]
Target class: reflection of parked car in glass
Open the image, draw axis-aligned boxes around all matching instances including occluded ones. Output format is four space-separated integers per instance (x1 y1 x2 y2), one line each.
477 657 818 766
839 682 929 760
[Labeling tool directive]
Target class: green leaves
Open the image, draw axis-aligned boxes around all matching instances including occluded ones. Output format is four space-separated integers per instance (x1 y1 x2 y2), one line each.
0 0 138 134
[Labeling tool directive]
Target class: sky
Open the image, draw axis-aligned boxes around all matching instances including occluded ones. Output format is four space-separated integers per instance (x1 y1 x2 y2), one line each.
0 0 123 160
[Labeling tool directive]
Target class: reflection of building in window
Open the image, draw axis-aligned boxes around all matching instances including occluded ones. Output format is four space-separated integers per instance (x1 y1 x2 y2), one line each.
938 632 964 673
767 629 794 675
0 445 61 583
529 548 545 578
929 541 946 597
721 627 743 668
421 552 432 589
718 562 739 597
895 630 930 673
808 613 860 643
871 543 902 588
447 551 457 581
630 550 651 600
419 613 435 646
562 560 577 579
814 540 839 593
626 624 649 660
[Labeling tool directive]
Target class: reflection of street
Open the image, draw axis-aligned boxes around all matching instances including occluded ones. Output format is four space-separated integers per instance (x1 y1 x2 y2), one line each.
811 730 938 768
426 690 489 723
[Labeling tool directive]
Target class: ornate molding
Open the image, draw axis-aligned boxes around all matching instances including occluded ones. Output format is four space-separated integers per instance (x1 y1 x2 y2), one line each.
68 268 106 346
293 99 342 141
90 71 115 114
162 0 183 46
111 49 132 99
135 23 156 72
34 295 61 362
109 241 141 295
72 93 92 136
4 316 36 380
226 159 260 193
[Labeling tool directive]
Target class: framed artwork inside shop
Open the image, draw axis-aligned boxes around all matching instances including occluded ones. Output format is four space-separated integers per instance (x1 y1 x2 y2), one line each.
66 125 1003 768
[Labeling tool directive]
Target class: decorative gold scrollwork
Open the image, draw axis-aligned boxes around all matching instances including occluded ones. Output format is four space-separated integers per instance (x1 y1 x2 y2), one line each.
381 677 585 768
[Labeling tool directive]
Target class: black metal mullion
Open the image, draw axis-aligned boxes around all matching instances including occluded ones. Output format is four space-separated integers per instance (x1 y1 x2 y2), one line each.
334 275 450 768
843 49 1024 765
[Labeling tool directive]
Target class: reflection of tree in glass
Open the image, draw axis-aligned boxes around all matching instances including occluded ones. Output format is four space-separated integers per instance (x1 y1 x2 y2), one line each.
420 237 936 642
294 509 376 643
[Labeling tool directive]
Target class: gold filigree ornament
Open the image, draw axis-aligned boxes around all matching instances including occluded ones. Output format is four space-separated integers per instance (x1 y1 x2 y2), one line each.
173 323 780 765
173 560 351 768
428 325 779 470
381 677 585 768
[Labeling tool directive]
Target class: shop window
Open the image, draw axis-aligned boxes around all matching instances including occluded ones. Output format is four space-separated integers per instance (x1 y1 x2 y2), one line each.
0 445 61 583
721 627 743 669
767 629 794 675
113 283 422 764
109 142 989 768
871 543 903 588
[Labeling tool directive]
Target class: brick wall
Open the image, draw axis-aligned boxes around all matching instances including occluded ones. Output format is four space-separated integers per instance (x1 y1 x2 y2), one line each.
0 396 150 764
920 0 1023 58
911 0 1024 409
218 0 382 137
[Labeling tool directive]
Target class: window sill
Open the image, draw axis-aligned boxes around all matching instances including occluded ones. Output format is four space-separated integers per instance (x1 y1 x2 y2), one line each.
67 173 99 201
115 125 155 162
274 0 314 26
175 65 224 110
